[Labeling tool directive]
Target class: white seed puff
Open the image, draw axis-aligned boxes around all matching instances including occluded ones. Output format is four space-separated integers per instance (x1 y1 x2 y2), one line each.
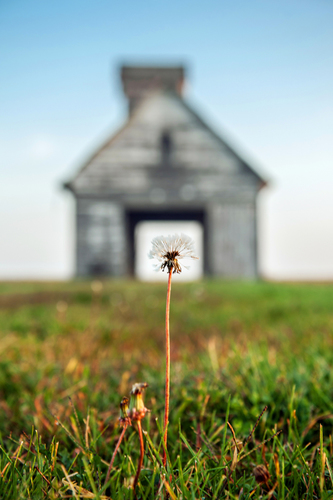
148 233 198 273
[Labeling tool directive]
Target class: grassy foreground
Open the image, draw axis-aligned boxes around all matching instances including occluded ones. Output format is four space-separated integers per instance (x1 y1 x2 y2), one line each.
0 279 333 498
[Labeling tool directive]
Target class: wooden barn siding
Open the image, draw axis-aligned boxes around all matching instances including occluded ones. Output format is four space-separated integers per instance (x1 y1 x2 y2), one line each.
72 171 259 203
75 195 258 278
69 92 264 278
76 199 127 276
207 202 257 278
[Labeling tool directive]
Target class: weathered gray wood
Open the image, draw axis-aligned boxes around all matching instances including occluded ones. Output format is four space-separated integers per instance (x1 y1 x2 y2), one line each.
65 66 266 278
207 203 257 278
76 199 127 276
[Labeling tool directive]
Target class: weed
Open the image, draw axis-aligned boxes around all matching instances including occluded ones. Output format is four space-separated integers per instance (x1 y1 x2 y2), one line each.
0 279 333 497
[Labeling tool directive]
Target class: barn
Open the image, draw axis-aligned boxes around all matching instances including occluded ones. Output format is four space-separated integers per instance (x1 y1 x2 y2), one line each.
64 65 267 278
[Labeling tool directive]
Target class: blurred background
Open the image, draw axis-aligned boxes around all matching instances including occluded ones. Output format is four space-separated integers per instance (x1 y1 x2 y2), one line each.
1 0 333 281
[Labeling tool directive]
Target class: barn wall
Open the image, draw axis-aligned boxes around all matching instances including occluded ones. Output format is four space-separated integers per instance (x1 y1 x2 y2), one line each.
207 202 257 278
76 198 128 276
75 195 259 278
68 88 265 279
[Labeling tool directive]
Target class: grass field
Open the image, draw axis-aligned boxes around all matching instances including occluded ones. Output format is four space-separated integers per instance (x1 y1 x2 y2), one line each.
1 279 333 499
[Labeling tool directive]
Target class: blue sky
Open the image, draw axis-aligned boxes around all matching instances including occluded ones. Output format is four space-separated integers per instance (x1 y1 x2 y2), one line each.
1 0 333 278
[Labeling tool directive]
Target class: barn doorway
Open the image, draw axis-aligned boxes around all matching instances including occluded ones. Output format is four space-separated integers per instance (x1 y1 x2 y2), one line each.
126 209 206 280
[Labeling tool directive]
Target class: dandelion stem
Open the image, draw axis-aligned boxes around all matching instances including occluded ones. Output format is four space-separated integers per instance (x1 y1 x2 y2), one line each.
104 424 127 486
133 420 144 494
163 270 173 467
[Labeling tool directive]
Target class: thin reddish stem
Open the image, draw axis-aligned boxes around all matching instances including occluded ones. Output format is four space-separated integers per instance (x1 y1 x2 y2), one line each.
163 270 172 467
104 425 127 486
133 420 144 494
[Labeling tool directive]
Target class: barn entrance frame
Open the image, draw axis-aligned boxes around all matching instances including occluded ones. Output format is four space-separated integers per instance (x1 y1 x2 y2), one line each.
126 207 207 276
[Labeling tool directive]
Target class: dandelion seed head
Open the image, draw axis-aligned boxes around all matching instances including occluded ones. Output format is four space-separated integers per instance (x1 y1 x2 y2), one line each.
148 233 198 274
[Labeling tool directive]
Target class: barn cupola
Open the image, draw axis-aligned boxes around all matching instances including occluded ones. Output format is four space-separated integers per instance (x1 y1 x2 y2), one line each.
121 65 185 114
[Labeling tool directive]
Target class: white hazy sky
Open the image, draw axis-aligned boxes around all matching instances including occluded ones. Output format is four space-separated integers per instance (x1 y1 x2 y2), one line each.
1 0 333 280
135 223 204 281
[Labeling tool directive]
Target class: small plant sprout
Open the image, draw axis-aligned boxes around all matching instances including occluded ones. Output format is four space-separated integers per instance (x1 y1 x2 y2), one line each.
149 233 198 466
129 383 149 494
104 396 131 486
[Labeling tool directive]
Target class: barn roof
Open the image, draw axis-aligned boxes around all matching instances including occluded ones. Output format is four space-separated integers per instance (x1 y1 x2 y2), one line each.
65 89 267 195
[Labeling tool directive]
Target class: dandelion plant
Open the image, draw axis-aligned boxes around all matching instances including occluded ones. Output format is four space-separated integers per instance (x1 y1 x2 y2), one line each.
104 396 131 486
129 383 149 494
149 233 198 466
105 385 148 494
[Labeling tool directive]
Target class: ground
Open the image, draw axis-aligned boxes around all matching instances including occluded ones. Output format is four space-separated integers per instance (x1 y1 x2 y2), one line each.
0 279 333 498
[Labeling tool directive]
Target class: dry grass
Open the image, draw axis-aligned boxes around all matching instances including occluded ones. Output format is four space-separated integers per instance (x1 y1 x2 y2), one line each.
1 279 333 498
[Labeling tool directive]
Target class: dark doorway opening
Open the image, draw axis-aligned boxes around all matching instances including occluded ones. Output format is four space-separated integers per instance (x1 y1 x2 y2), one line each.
126 208 207 276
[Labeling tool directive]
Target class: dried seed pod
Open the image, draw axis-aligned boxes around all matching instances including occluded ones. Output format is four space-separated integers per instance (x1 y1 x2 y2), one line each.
119 396 131 426
129 383 149 421
253 464 270 485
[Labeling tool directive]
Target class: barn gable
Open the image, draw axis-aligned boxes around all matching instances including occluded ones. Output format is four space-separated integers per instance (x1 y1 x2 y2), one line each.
65 65 267 279
67 91 265 196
